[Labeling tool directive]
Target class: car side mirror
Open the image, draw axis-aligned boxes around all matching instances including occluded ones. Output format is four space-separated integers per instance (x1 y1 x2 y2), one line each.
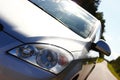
91 40 111 56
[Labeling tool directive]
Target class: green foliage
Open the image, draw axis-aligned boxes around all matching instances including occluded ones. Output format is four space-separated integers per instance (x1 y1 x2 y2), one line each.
110 56 120 77
96 57 104 63
108 63 120 79
95 12 106 40
84 57 104 64
73 0 101 15
86 57 97 64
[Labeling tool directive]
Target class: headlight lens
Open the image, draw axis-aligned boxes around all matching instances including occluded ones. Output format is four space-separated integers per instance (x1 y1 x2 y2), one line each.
17 45 36 58
8 43 73 74
36 49 58 69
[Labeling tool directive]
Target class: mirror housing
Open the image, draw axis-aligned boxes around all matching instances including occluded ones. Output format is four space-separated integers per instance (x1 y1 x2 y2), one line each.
91 40 111 56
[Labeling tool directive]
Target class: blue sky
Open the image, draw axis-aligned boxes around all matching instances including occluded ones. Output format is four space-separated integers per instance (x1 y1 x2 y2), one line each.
98 0 120 60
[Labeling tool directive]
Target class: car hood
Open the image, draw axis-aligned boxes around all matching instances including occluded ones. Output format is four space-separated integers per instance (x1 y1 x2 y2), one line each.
1 18 89 59
1 0 84 41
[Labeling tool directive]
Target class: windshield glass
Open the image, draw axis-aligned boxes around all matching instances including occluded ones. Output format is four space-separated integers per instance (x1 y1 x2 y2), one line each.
30 0 97 38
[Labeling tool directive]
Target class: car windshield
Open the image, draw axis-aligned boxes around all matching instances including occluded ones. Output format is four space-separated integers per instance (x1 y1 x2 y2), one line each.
30 0 97 38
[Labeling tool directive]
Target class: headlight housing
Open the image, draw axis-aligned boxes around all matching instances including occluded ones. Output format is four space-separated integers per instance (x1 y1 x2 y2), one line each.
8 43 73 74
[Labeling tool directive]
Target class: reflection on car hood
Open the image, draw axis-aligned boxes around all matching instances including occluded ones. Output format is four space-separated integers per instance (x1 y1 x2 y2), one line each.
0 0 84 41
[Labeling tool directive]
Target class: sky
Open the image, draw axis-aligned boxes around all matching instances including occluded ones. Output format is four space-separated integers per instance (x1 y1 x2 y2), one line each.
98 0 120 60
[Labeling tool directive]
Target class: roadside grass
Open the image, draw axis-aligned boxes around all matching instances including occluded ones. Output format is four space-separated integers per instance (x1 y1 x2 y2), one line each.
85 57 120 79
96 58 104 63
86 57 104 64
108 63 120 80
86 58 97 64
87 57 120 79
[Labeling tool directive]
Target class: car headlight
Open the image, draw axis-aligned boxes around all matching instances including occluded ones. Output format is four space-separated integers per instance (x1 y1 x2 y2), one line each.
8 43 73 74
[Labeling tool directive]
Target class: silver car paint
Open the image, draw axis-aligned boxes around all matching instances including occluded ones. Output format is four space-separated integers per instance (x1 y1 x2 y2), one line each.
0 0 101 80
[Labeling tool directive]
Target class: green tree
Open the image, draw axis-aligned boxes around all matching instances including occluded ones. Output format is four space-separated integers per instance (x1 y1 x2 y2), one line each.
73 0 100 15
110 56 120 76
95 12 106 40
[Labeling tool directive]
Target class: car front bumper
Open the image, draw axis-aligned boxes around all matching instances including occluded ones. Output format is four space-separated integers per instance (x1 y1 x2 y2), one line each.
0 52 83 80
0 31 83 80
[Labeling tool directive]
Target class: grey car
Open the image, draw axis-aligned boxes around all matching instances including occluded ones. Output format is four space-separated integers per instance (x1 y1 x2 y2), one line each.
0 0 111 80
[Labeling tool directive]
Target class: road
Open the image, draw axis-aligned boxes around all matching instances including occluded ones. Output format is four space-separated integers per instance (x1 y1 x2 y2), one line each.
87 61 117 80
77 61 117 80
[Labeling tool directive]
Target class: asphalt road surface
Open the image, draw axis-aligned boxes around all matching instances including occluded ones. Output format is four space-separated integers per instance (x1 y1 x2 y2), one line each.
86 61 117 80
77 61 117 80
